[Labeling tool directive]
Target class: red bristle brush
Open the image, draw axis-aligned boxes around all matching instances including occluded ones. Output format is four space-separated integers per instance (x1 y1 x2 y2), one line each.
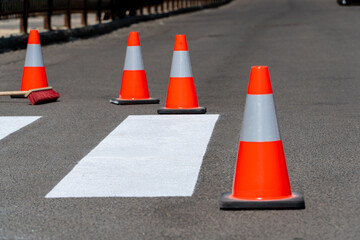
0 87 60 105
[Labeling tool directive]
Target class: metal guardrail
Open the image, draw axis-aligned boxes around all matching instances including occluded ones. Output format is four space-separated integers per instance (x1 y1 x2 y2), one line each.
0 0 223 33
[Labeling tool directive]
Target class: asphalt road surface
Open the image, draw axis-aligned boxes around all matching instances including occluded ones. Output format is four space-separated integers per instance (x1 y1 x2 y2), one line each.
0 0 359 239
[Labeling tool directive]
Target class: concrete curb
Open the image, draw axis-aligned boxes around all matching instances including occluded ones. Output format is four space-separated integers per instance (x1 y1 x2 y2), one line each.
0 1 231 54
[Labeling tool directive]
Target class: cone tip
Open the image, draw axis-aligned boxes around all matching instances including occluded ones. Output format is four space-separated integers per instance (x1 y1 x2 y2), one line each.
127 32 140 46
247 66 273 94
28 30 41 44
174 34 188 51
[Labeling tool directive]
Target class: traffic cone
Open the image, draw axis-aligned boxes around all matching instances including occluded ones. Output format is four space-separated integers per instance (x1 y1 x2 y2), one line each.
157 35 206 114
220 66 305 210
16 30 49 97
110 32 159 105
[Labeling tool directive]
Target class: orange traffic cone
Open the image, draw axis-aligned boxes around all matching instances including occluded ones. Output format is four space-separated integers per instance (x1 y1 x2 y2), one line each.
110 32 159 105
220 66 305 210
157 35 206 114
20 30 49 93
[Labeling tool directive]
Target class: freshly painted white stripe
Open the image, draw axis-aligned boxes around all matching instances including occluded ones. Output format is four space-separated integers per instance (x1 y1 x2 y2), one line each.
170 51 193 77
0 116 41 140
46 114 219 198
24 44 44 67
123 46 145 70
240 94 281 142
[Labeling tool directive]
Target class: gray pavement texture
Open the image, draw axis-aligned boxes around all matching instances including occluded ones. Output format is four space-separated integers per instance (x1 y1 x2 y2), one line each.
0 0 359 239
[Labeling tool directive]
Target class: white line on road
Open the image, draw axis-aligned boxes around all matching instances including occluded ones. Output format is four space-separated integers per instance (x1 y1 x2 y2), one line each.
46 114 219 198
0 116 41 141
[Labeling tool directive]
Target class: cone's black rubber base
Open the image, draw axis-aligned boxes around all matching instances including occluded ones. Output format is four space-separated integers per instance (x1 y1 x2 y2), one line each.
110 98 159 105
157 107 206 114
220 192 305 210
10 95 26 98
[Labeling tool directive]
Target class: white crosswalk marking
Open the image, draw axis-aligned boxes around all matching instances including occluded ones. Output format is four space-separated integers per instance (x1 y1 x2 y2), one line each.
0 116 41 140
46 114 219 198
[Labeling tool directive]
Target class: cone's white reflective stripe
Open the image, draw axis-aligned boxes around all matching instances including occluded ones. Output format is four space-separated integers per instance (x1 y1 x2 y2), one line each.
240 94 281 142
170 51 193 78
123 46 145 70
24 44 44 67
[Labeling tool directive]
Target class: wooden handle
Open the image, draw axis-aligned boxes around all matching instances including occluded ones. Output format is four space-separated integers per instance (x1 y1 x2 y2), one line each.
0 90 27 96
0 87 53 97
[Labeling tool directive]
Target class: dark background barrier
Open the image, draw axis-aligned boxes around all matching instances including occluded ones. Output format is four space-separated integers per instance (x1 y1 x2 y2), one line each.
0 0 224 33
